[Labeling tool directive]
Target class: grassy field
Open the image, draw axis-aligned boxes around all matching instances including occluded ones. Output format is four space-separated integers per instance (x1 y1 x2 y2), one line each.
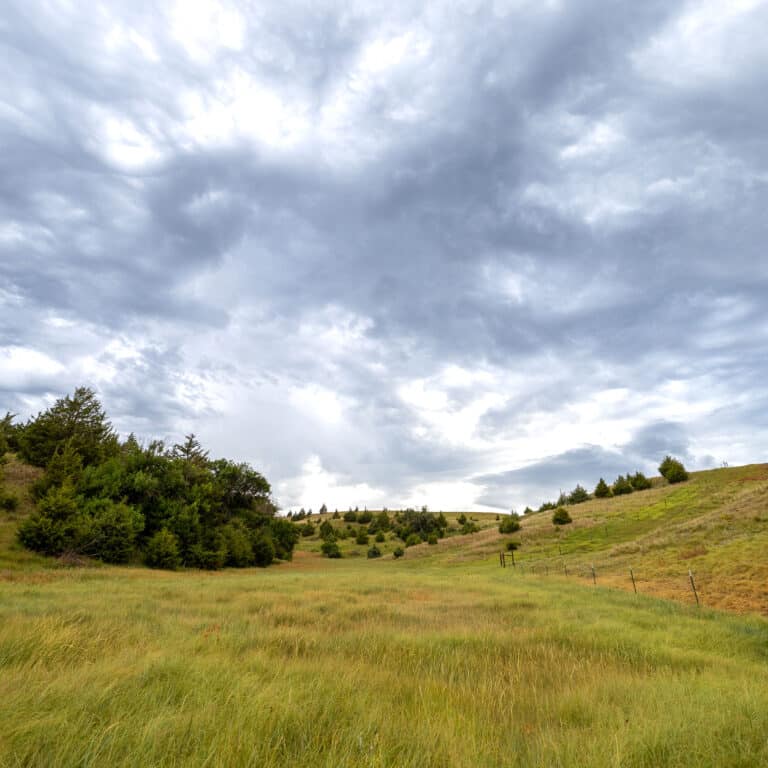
2 458 768 766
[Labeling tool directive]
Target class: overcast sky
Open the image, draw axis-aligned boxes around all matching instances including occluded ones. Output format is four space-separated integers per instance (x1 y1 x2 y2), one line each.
2 0 767 511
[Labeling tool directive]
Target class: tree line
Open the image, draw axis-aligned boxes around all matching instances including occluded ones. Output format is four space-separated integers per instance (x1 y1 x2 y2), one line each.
1 387 297 569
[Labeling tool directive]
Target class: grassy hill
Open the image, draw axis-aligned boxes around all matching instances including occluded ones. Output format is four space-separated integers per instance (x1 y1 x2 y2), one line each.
1 457 767 766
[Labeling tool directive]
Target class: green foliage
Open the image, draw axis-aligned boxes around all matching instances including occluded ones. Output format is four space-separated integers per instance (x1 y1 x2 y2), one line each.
499 513 521 534
427 533 438 545
457 513 467 525
505 540 520 551
343 510 357 522
630 471 652 491
13 389 292 570
321 540 342 558
538 501 556 512
144 528 181 570
659 455 689 484
461 521 480 535
18 387 118 468
300 522 316 537
355 530 369 546
405 533 421 547
375 531 385 543
392 546 404 558
567 484 590 504
552 507 572 526
612 475 634 496
0 492 18 512
523 506 534 515
593 478 612 498
332 509 340 519
366 545 382 559
251 532 276 567
319 520 335 541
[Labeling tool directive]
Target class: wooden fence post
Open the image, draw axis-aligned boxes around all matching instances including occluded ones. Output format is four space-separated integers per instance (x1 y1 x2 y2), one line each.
630 567 637 594
688 570 700 607
591 564 596 585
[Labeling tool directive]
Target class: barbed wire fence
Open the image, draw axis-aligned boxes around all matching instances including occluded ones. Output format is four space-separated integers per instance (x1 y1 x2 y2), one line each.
498 550 705 607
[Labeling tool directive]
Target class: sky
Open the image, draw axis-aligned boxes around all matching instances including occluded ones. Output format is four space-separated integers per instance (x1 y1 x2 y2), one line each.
2 0 768 512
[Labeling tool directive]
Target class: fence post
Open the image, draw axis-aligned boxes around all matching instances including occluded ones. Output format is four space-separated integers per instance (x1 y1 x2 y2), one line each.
510 549 515 567
688 570 700 607
630 567 637 594
563 563 568 577
591 564 596 585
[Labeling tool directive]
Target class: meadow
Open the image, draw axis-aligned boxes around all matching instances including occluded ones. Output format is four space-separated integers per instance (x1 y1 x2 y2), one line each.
2 554 768 767
2 459 768 767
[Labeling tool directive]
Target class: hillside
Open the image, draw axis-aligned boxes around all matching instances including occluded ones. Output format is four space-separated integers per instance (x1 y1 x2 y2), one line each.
3 454 767 614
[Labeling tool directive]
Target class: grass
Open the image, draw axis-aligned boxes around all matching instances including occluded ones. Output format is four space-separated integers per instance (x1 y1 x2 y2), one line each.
1 458 768 766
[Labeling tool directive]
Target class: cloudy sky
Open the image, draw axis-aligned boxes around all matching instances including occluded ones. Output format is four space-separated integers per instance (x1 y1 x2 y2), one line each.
2 0 767 512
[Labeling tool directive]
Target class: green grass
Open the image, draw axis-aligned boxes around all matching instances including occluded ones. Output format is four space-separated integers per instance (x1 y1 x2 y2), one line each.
2 458 768 766
1 560 767 767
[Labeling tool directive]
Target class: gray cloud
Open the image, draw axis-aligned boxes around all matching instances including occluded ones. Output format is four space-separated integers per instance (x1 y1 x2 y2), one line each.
2 0 768 509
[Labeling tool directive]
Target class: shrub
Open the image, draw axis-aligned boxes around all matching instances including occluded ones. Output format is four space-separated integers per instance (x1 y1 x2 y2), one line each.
300 522 315 537
457 513 467 525
343 510 357 522
355 530 369 546
630 471 652 491
367 545 382 559
375 531 385 543
405 533 421 547
321 540 342 558
499 514 521 534
552 507 572 526
505 540 520 551
393 546 404 559
461 521 480 535
81 498 144 563
222 522 254 567
427 532 438 545
612 475 634 496
145 528 181 570
358 510 373 524
659 455 689 484
0 492 18 511
567 484 590 504
252 532 276 567
319 520 335 541
593 478 612 498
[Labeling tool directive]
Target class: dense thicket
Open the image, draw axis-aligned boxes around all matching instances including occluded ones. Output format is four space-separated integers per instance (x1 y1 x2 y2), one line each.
8 388 296 569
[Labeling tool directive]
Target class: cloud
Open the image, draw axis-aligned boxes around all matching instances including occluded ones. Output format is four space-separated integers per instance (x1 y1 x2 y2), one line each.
2 0 767 510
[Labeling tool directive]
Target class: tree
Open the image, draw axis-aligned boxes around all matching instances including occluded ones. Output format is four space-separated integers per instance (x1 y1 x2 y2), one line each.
499 513 521 534
659 455 689 484
319 503 328 515
367 545 382 559
18 387 118 468
630 471 652 491
552 507 572 526
321 540 342 558
393 546 404 559
567 484 590 504
319 520 335 541
594 478 612 498
612 475 634 496
145 529 181 570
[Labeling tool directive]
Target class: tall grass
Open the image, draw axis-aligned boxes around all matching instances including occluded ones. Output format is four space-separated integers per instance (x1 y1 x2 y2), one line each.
2 558 767 767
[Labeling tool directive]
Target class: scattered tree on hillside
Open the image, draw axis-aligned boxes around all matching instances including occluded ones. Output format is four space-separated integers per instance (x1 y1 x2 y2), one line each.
499 513 521 534
594 477 612 498
552 507 572 526
630 471 652 491
612 475 634 496
567 484 590 504
659 455 689 484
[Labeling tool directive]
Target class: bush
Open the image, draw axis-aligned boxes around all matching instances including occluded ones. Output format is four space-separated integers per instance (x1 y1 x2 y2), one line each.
0 492 18 511
567 484 590 504
659 455 689 484
393 546 404 559
319 520 335 541
321 540 342 558
375 531 385 543
505 540 520 551
145 528 181 570
252 533 276 567
499 514 521 534
461 521 480 535
405 533 422 547
82 498 144 563
612 475 634 496
222 522 254 567
300 521 316 537
367 545 382 559
457 513 467 525
343 510 357 522
630 471 652 491
552 507 572 526
355 530 369 546
593 478 612 498
427 532 438 545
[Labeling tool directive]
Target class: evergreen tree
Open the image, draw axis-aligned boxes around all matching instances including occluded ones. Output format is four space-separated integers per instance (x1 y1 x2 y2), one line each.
594 478 612 498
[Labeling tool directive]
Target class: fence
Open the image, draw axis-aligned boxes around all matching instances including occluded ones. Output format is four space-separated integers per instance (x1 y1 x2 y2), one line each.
499 551 704 606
